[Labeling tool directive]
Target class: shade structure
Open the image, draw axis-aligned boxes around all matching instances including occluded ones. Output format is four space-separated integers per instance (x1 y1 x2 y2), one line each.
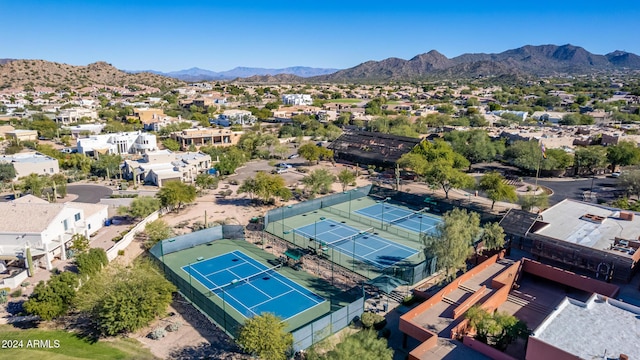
365 275 408 294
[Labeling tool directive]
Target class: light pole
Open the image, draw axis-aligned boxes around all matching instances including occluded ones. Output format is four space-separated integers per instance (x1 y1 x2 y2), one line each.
281 204 293 235
381 197 391 228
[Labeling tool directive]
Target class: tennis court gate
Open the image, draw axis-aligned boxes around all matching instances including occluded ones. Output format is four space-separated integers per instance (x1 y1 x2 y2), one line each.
149 225 248 338
292 296 365 352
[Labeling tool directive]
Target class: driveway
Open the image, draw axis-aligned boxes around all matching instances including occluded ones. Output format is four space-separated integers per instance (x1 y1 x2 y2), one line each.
67 184 113 204
523 176 618 205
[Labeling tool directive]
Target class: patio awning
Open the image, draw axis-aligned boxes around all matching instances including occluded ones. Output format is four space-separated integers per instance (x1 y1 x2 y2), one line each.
365 275 408 294
284 249 304 261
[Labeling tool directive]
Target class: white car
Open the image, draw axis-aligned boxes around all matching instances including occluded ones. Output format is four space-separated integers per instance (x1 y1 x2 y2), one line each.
611 172 621 178
288 154 299 159
276 163 292 169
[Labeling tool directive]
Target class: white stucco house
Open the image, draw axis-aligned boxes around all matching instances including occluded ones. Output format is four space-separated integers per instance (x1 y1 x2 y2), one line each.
77 131 157 156
0 196 108 287
122 150 212 186
282 94 313 106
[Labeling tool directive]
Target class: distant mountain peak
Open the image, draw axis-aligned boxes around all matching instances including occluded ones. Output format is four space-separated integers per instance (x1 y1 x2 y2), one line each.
311 44 640 82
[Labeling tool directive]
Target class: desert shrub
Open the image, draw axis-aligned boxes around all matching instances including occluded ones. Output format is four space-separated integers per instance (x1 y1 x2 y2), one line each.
149 327 166 340
166 321 182 332
361 311 386 329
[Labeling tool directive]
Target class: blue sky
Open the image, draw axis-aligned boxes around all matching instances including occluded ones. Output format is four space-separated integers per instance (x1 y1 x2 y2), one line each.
3 0 640 72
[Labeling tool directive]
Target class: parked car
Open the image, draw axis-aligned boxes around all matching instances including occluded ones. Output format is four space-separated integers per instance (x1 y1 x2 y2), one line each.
276 163 292 169
288 154 299 159
611 172 621 178
272 168 288 174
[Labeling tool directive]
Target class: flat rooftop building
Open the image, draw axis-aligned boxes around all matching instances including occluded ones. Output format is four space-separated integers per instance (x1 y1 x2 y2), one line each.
528 294 640 360
501 199 640 281
0 152 60 179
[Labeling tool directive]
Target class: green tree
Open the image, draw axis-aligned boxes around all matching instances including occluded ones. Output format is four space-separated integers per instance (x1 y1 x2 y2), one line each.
559 113 595 125
518 194 549 212
316 330 393 360
122 196 161 218
465 305 529 350
0 163 16 182
195 173 219 190
19 173 47 197
423 208 480 281
302 168 336 196
51 173 67 198
399 140 474 199
607 141 640 171
337 169 356 191
92 153 122 179
162 138 181 151
143 219 174 249
504 141 572 172
69 233 90 254
618 170 640 198
238 172 292 204
156 181 196 211
213 147 247 176
481 222 506 251
76 260 175 336
23 272 78 321
478 172 518 210
298 143 333 164
237 313 293 360
61 153 94 174
75 248 108 276
444 130 502 171
574 146 607 176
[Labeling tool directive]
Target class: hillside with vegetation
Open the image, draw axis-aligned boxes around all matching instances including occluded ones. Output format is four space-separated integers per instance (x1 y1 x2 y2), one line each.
0 60 184 90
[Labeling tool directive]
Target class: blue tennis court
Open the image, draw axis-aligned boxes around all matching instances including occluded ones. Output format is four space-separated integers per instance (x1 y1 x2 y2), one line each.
293 218 419 269
182 251 326 320
355 203 442 234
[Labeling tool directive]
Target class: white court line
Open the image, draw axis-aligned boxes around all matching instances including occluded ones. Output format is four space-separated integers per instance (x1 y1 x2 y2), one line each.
202 260 252 277
249 289 295 310
283 298 329 323
227 266 274 300
215 288 258 318
185 265 219 289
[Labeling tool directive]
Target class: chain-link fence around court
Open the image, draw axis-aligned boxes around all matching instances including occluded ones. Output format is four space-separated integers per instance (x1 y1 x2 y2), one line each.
150 225 365 349
264 186 439 285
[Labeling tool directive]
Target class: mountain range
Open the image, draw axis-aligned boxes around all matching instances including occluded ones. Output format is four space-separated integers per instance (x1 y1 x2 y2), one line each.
2 44 640 87
312 44 640 82
130 66 339 81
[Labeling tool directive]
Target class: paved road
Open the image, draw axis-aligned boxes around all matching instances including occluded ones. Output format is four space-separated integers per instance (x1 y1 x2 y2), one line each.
67 184 113 204
523 176 619 205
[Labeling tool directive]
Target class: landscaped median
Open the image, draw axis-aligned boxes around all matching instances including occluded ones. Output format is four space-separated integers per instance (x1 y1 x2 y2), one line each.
0 325 156 359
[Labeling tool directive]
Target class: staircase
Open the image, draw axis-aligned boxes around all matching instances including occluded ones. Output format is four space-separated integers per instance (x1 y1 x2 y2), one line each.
458 284 478 293
388 290 405 303
506 293 550 315
442 296 460 306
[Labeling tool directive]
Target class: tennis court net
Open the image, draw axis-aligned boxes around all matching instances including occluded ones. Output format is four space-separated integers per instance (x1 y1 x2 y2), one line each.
209 264 282 293
322 227 375 247
387 208 429 226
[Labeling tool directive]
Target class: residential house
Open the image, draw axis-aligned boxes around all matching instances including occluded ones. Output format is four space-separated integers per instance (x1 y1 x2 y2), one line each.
5 129 38 142
63 124 106 139
211 109 256 127
0 195 108 279
170 128 242 151
122 150 212 186
282 94 313 106
77 131 157 156
55 107 98 124
0 152 60 179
